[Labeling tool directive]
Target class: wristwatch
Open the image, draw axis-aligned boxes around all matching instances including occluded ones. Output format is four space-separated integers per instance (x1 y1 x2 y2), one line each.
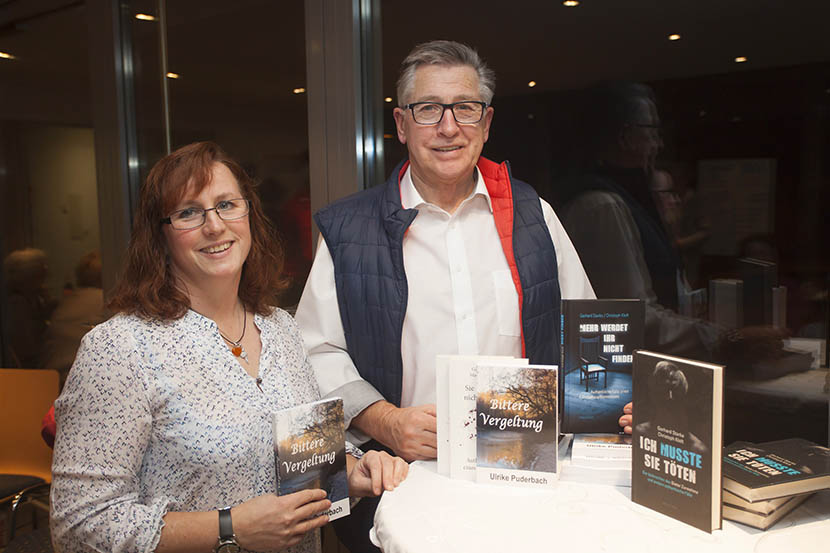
215 508 241 553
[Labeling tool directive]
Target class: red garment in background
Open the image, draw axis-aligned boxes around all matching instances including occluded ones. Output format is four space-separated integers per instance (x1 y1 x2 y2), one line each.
41 405 56 448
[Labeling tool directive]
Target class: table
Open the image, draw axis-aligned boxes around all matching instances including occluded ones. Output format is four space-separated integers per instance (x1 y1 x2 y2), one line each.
371 461 830 553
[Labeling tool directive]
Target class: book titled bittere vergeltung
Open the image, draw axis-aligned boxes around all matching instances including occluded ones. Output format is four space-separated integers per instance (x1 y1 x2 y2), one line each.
273 397 350 521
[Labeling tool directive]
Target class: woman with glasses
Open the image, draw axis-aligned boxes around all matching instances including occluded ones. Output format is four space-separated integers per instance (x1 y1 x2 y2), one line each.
50 141 408 553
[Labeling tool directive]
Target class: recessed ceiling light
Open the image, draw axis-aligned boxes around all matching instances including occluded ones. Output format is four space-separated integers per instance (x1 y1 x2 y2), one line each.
0 51 16 60
668 34 681 41
528 81 537 88
166 72 180 79
563 0 579 6
734 56 747 63
293 87 306 94
384 97 393 103
135 13 157 21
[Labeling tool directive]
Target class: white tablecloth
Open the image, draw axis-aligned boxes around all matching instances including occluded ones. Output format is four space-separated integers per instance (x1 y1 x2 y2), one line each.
371 461 830 553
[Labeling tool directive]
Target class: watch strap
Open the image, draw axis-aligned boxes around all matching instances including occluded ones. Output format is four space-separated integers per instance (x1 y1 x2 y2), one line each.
218 508 234 540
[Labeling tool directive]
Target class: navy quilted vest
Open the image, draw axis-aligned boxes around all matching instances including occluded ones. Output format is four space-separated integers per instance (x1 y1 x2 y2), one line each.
314 158 561 407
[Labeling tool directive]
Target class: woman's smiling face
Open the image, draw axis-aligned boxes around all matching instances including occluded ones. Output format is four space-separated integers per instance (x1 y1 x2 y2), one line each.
163 162 251 296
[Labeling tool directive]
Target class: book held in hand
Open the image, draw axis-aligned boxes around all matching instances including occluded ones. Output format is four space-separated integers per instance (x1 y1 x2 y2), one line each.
631 350 724 533
273 397 350 521
560 299 644 434
475 363 559 489
722 438 830 502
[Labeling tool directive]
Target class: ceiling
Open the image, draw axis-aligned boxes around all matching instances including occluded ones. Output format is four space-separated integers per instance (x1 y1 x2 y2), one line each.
1 0 829 124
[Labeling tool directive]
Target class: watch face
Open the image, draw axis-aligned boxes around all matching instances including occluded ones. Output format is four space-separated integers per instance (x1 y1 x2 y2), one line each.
217 540 241 553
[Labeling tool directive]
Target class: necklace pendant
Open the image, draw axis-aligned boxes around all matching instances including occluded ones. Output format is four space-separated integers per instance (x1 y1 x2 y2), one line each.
239 348 249 363
231 345 243 357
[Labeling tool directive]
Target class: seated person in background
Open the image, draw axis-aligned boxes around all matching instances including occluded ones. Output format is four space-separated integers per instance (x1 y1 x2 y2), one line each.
295 39 597 552
50 141 408 553
3 248 57 367
39 250 110 388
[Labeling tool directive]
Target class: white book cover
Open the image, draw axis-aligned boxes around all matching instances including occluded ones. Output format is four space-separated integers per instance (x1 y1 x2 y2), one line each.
446 355 527 481
435 354 453 476
475 363 559 489
571 433 632 469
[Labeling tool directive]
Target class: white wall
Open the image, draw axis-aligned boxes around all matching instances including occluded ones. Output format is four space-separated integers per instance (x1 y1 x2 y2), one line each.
22 125 100 298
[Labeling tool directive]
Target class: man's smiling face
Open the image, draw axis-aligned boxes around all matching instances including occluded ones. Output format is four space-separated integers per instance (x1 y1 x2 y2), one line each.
393 64 493 191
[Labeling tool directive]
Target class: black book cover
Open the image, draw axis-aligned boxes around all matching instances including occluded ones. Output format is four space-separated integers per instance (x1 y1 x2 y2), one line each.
723 439 830 502
740 257 777 326
273 397 350 521
631 350 724 533
560 299 644 433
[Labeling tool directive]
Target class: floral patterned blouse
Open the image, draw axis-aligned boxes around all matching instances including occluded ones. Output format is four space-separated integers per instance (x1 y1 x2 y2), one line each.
51 308 324 553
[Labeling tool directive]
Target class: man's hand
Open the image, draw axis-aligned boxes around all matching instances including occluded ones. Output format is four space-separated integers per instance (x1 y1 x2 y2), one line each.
618 402 633 435
353 401 437 461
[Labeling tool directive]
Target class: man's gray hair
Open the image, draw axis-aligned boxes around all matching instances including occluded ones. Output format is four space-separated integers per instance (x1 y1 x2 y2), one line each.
396 40 496 107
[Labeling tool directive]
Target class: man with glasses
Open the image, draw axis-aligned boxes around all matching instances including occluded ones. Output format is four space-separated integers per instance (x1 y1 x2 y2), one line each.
296 40 594 551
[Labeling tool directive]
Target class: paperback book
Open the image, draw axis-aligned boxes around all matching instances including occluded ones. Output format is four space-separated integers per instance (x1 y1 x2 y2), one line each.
723 493 812 530
436 355 527 480
631 350 724 533
475 363 559 489
722 489 810 516
273 397 349 521
722 439 830 502
571 433 632 469
561 433 632 486
560 299 644 434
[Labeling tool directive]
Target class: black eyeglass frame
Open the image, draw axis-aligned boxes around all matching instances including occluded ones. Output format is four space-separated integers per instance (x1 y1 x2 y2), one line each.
404 101 489 125
161 198 251 229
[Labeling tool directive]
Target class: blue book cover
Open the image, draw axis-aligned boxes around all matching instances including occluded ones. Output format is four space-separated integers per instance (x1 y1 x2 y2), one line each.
560 299 644 434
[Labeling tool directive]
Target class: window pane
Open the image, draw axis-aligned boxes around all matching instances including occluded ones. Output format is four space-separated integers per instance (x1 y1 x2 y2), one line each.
132 0 311 308
0 2 104 379
381 1 830 445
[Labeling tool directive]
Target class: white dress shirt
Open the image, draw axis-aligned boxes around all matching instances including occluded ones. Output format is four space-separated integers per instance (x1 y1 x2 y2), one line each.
295 166 595 443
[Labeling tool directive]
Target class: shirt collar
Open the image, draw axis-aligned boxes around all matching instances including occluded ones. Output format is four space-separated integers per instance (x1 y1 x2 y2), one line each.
400 165 493 213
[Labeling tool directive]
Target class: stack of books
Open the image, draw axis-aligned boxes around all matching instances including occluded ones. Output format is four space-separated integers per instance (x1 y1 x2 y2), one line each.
560 433 632 487
722 438 830 529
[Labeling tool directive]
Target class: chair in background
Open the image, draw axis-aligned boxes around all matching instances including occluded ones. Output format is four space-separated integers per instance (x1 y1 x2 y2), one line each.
0 369 59 544
576 336 609 392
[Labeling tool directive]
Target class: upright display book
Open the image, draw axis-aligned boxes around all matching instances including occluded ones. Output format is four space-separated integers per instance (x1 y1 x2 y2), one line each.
560 299 644 434
273 397 350 521
631 350 724 533
722 439 830 502
475 363 559 489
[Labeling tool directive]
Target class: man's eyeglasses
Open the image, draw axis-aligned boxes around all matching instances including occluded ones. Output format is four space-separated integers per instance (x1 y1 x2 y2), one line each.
405 101 488 125
162 198 250 230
